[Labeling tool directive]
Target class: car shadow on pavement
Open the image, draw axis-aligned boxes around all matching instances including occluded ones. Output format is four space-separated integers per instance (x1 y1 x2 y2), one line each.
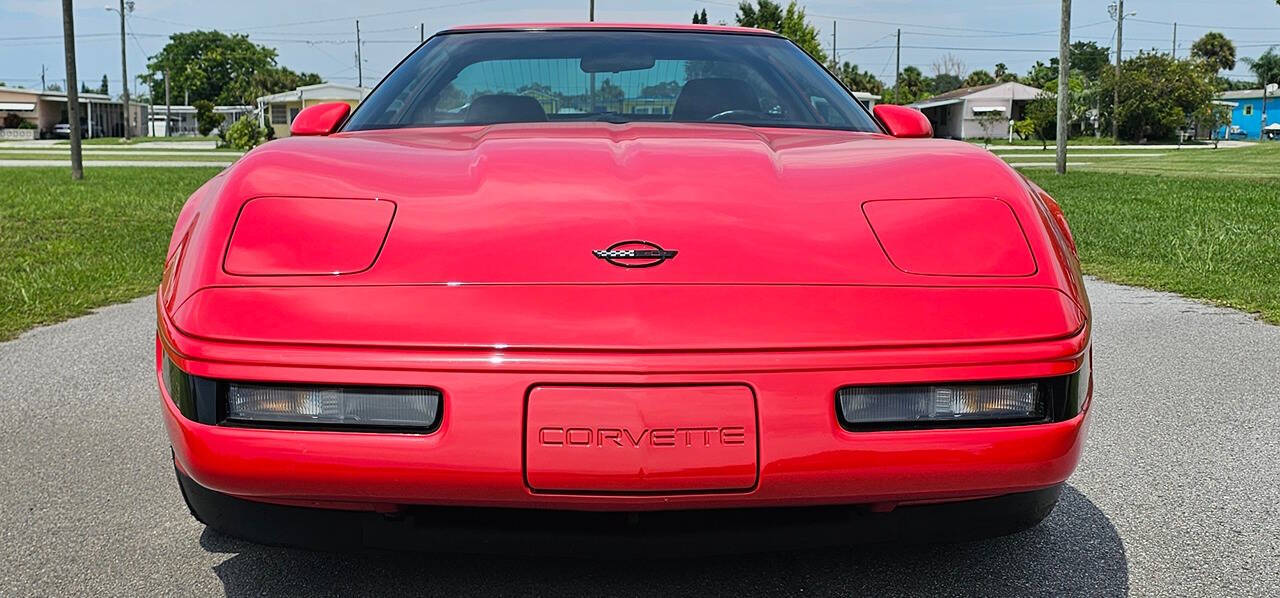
201 485 1127 597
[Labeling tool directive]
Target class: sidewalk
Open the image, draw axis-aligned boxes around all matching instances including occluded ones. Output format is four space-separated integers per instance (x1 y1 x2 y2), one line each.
0 139 219 150
987 141 1255 151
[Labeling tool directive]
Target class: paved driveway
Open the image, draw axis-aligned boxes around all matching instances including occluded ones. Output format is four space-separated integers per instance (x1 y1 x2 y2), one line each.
1 279 1276 596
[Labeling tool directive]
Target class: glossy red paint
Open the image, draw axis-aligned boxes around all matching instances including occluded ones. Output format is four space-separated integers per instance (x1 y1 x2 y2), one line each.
157 29 1091 519
223 197 395 276
289 102 351 136
872 104 934 138
863 198 1037 277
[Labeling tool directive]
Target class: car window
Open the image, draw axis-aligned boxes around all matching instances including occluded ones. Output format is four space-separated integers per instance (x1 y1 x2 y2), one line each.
346 30 880 133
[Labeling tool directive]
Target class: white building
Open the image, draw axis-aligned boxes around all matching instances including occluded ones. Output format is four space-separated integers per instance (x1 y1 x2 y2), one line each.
148 105 253 137
909 81 1045 139
256 83 369 138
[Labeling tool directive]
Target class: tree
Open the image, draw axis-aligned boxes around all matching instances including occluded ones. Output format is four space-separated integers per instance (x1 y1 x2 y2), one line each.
99 74 108 95
1017 93 1058 149
596 78 624 108
1024 60 1058 90
735 1 827 63
964 69 996 88
1191 32 1237 73
1098 51 1216 141
692 9 708 24
193 100 220 136
46 82 63 92
140 31 323 106
641 81 682 98
975 109 1005 147
994 63 1018 83
930 73 962 95
896 66 930 104
1243 47 1280 88
834 62 884 95
1070 41 1112 81
931 53 966 79
1194 102 1232 147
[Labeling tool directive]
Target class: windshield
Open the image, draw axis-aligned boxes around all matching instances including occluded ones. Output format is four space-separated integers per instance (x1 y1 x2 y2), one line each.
344 30 881 133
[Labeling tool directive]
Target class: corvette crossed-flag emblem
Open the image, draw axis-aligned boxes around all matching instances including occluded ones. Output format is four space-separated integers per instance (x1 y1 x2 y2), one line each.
592 240 679 268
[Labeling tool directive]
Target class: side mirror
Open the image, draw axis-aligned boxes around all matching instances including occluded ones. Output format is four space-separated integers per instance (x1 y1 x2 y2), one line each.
872 104 933 138
289 102 351 136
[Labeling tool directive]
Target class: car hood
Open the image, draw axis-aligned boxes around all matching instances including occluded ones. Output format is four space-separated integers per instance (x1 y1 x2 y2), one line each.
212 123 1044 287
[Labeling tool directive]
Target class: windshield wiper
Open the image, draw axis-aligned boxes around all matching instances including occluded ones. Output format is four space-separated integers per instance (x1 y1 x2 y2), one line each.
591 112 633 124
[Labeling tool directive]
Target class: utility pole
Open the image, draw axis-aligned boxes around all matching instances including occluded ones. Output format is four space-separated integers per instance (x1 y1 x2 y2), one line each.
420 23 425 43
894 28 901 103
106 1 133 140
1110 0 1125 140
1057 0 1072 174
1172 22 1177 58
164 70 171 137
831 20 837 68
356 20 363 87
589 0 595 22
61 0 82 179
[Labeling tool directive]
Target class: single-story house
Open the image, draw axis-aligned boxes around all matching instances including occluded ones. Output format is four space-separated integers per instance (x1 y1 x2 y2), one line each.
1215 88 1280 140
909 81 1044 140
256 83 369 138
148 104 253 137
0 85 146 139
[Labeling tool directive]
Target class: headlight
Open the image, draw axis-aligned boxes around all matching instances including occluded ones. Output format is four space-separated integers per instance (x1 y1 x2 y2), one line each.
838 382 1043 429
161 356 441 432
226 382 441 432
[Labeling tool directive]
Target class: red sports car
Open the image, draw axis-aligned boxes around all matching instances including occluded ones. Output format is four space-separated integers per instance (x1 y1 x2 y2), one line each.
157 23 1091 553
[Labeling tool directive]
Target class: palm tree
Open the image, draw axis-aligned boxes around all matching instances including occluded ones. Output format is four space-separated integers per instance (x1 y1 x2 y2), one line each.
1243 47 1280 88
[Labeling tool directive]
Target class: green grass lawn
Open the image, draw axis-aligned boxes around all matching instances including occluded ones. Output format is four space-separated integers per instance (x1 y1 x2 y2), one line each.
0 167 221 340
1026 170 1280 323
1071 143 1280 178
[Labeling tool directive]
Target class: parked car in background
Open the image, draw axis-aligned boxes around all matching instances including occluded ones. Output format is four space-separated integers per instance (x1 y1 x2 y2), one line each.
50 121 104 139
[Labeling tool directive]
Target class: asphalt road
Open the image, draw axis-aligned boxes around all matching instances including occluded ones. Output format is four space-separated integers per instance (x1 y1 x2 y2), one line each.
1 279 1277 597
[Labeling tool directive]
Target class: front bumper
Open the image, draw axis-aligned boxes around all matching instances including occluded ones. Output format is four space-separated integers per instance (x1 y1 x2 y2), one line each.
159 313 1091 512
177 468 1064 555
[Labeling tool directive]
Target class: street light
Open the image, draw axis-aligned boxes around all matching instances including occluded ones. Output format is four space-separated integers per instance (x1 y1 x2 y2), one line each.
105 1 134 140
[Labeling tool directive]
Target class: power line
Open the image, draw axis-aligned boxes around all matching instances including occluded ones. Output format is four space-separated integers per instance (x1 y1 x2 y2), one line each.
695 0 1090 36
1127 17 1280 32
229 0 496 32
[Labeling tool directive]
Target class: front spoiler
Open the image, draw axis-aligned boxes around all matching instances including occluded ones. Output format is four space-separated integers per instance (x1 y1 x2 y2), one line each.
178 469 1063 556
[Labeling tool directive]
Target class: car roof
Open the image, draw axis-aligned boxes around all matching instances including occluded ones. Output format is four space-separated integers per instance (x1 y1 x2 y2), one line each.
440 22 780 37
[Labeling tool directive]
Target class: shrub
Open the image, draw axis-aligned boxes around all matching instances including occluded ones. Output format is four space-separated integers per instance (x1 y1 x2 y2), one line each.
2 112 22 129
193 100 220 137
224 115 263 150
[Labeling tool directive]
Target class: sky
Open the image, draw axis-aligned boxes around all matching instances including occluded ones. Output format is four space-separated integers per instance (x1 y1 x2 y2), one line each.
1 0 1277 98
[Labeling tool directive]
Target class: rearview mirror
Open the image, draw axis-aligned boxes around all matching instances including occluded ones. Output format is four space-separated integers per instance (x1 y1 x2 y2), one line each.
290 102 351 136
872 104 933 139
580 54 656 73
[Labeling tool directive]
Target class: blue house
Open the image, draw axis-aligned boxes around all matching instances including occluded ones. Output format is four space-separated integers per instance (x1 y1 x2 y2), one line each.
1217 89 1280 140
